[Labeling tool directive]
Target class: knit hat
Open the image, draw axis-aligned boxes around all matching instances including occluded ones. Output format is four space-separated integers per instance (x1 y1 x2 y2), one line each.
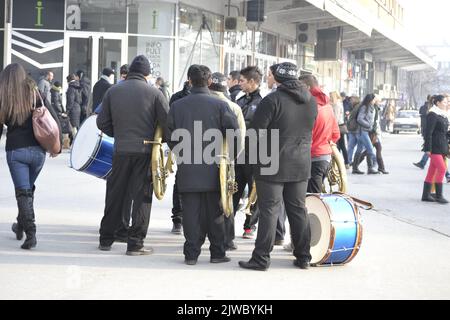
102 67 114 77
129 55 152 76
274 62 298 83
269 63 280 76
209 72 228 93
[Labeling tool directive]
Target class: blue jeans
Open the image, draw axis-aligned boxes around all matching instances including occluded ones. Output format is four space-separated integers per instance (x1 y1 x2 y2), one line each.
6 146 46 189
356 131 377 169
347 132 359 163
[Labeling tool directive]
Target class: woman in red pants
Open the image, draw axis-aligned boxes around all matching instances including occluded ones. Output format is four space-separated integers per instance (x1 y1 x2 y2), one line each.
422 95 449 204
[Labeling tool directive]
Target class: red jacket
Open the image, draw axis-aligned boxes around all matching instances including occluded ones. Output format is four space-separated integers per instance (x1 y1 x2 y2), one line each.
310 87 341 158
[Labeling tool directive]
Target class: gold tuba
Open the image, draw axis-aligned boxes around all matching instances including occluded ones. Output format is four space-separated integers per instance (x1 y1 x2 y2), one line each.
219 140 238 217
323 142 348 193
144 125 174 200
243 181 257 216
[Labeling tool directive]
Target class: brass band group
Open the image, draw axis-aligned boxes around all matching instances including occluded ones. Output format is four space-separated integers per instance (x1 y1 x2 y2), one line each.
4 52 422 269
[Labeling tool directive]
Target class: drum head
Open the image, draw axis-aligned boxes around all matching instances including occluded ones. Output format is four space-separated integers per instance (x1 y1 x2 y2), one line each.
306 195 332 265
70 115 102 170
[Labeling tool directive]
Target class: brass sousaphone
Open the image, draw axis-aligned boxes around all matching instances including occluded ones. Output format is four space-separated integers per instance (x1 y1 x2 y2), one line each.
219 139 238 217
144 125 174 200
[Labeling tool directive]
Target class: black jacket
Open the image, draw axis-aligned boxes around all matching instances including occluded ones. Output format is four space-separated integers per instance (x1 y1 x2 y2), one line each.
92 78 112 111
51 87 64 114
66 81 82 127
79 77 91 111
97 73 169 154
167 87 239 192
169 81 191 106
229 85 241 103
237 89 263 128
424 110 449 155
250 80 317 182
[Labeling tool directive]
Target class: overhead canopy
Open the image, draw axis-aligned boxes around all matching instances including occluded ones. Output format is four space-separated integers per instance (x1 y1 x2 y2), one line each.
266 0 436 70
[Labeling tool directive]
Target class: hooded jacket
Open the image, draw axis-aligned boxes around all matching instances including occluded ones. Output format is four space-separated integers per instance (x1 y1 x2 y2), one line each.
310 87 340 158
424 106 449 155
250 80 317 182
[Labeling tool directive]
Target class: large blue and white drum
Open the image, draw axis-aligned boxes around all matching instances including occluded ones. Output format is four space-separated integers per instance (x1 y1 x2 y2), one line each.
306 194 363 266
70 115 114 180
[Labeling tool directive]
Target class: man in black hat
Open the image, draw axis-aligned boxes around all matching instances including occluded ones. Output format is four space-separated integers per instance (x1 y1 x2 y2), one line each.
167 65 239 265
239 62 317 271
97 55 169 256
92 67 115 114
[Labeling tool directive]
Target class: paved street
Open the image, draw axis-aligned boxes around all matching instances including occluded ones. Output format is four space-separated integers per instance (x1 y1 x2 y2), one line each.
0 132 449 300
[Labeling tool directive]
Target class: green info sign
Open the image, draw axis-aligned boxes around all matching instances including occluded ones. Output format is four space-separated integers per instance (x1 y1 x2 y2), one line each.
12 0 65 30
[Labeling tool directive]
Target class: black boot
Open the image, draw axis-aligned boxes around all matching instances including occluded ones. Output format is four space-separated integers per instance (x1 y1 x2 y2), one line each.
421 182 436 202
352 153 364 175
367 157 380 175
434 183 449 204
16 189 37 249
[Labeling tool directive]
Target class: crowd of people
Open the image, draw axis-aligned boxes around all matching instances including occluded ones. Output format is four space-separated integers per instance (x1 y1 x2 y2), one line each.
0 56 449 271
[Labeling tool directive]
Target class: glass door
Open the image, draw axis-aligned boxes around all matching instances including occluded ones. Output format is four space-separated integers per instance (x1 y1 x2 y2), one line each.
64 33 127 96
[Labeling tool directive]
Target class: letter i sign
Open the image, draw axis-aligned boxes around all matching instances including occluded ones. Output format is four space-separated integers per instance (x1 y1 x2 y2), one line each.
36 1 44 27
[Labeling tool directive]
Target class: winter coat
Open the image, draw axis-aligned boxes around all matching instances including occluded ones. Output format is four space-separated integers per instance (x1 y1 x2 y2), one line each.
250 80 317 182
51 86 64 114
97 72 169 154
424 107 449 155
357 104 376 132
229 85 242 103
37 77 52 105
66 81 82 128
310 87 340 158
92 77 112 112
167 86 239 193
79 77 91 112
169 81 191 106
237 89 263 128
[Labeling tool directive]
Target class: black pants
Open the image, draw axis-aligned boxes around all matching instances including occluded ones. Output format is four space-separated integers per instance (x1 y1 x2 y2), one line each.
337 134 349 165
359 141 386 171
251 179 311 267
171 174 183 224
307 160 330 193
99 153 153 251
181 192 226 260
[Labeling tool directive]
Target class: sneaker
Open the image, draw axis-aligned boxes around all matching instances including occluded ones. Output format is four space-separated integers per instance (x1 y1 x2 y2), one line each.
185 259 197 266
126 247 154 256
242 228 255 239
171 222 183 234
225 242 238 251
210 256 231 263
274 239 284 246
293 259 310 270
98 244 112 251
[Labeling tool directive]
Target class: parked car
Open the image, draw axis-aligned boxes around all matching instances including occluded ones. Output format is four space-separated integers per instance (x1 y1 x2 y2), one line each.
393 110 421 134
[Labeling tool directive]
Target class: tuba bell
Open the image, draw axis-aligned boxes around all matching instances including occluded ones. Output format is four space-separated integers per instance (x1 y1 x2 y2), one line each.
323 142 348 193
145 125 174 200
219 139 238 217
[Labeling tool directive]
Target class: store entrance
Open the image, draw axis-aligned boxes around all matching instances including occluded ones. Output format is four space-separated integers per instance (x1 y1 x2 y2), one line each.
64 32 127 89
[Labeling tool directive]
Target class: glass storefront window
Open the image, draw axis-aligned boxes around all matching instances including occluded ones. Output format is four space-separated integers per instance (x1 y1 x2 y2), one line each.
255 31 277 56
177 5 223 89
66 0 126 33
128 1 175 36
0 31 3 71
128 36 174 85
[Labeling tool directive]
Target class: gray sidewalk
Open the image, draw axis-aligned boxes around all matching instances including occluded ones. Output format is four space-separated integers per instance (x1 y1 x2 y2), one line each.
0 133 449 300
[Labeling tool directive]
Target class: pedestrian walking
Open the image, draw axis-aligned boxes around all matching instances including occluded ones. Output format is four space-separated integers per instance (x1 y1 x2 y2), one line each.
0 63 61 250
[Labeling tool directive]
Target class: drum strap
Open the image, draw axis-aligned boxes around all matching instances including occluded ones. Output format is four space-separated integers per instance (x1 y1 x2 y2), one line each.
333 192 373 210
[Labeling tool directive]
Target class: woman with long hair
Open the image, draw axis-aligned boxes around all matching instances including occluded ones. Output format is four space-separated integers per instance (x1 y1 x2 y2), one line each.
421 95 449 204
0 63 61 249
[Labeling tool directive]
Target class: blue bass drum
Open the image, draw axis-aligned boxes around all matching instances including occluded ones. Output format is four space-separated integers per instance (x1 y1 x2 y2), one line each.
70 115 114 180
306 194 363 266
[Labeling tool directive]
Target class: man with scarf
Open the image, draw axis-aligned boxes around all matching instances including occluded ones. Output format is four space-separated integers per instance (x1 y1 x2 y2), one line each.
299 74 340 193
239 62 317 271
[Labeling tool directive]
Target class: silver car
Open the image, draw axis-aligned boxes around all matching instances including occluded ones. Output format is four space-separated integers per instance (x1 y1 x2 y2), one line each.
393 110 421 134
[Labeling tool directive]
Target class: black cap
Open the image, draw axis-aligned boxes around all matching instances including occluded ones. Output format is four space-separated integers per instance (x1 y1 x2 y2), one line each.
274 62 298 83
129 55 152 76
102 68 114 77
